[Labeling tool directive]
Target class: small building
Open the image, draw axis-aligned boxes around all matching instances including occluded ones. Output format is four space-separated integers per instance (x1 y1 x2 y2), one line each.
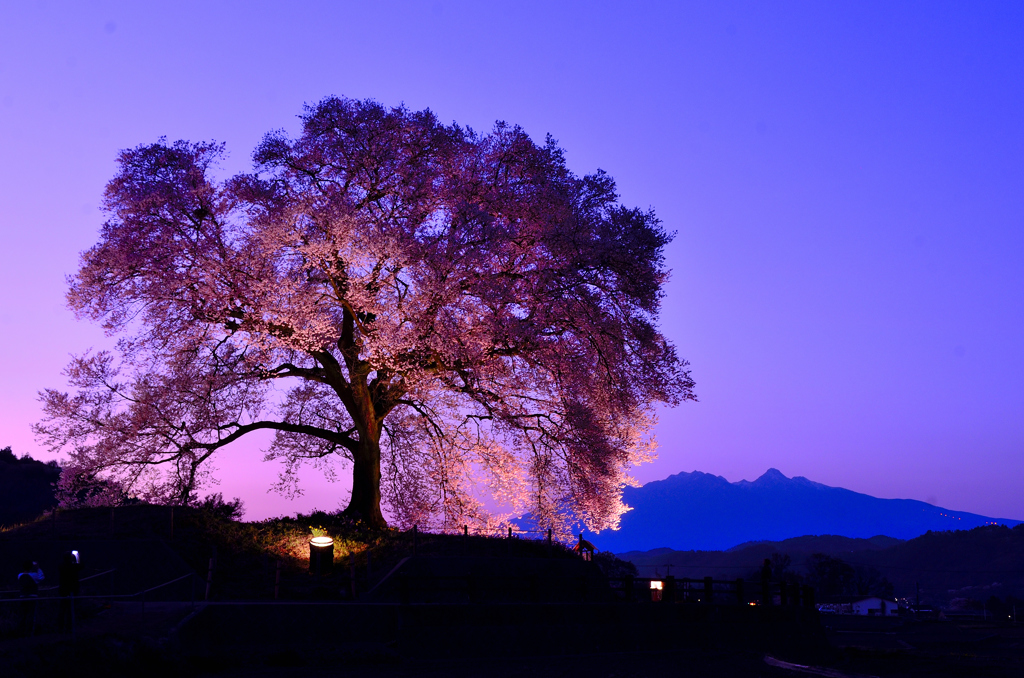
573 534 596 561
852 596 899 616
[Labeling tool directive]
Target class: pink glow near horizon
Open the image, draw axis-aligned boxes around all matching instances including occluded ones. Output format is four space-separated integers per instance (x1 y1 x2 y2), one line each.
1 2 1022 521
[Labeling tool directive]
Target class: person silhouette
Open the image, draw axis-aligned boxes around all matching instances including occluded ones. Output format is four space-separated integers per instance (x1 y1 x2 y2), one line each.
17 560 43 636
58 551 81 632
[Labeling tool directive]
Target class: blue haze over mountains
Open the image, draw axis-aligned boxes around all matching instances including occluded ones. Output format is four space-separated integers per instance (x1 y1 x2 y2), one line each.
588 469 1021 553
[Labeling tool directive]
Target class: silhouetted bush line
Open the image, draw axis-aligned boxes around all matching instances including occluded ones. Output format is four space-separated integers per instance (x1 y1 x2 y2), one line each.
624 524 1024 607
0 447 59 528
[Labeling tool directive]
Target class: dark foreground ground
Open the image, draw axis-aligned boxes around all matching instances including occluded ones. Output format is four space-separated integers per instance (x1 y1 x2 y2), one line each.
820 615 1024 678
2 601 1023 678
3 508 1022 677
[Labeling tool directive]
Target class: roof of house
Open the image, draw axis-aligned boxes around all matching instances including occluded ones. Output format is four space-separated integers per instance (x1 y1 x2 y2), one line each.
573 538 596 552
853 596 898 604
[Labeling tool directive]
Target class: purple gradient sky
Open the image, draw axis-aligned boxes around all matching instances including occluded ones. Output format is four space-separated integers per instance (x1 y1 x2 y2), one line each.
2 2 1022 521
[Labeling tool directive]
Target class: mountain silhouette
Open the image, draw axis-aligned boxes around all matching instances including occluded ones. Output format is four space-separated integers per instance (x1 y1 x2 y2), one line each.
586 469 1021 553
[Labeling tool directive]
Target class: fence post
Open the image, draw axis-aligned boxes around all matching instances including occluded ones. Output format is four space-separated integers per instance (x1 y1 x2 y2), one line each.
205 557 215 601
665 575 676 603
703 576 713 604
507 526 512 557
350 552 356 599
803 585 815 609
735 578 744 605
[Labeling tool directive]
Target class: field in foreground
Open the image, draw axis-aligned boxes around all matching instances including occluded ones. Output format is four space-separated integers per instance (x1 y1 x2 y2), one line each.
1 505 1023 677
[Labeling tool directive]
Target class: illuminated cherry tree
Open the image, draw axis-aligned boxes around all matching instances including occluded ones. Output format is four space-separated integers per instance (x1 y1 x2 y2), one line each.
36 97 694 530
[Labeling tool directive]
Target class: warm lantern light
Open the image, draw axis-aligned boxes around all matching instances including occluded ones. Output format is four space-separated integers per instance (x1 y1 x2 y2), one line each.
650 580 663 590
309 536 335 575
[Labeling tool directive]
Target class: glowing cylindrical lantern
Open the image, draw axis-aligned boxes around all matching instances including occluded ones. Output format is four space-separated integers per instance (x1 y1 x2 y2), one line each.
309 536 334 576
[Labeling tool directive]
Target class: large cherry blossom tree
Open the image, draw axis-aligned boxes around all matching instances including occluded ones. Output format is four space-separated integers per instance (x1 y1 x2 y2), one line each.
36 97 694 530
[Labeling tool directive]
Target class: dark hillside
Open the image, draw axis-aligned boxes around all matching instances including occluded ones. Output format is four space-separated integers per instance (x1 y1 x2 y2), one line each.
2 506 839 677
619 525 1024 606
0 504 596 604
0 447 59 526
4 508 1022 677
854 524 1024 605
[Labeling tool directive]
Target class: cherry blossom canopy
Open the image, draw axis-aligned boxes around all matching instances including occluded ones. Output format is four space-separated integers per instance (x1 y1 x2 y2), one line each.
37 96 694 531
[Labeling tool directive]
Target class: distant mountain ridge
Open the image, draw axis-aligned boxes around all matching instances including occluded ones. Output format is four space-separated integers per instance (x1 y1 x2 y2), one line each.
617 534 905 580
587 468 1020 553
724 533 904 554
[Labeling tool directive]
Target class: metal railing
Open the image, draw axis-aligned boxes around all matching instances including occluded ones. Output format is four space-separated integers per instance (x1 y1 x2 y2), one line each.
0 568 117 597
0 569 200 639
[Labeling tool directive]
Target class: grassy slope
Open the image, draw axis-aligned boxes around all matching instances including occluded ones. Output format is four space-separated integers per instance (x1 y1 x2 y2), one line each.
1 504 588 603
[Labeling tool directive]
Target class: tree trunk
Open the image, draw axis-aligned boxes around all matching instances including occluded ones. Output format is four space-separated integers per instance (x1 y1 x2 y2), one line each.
344 433 386 528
